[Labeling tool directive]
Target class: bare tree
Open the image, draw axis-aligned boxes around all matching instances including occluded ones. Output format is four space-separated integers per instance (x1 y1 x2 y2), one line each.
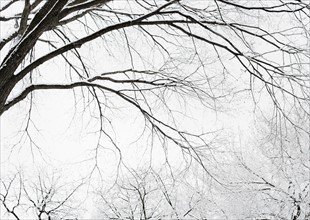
220 109 310 220
94 167 229 219
1 0 309 218
1 0 309 167
0 171 83 220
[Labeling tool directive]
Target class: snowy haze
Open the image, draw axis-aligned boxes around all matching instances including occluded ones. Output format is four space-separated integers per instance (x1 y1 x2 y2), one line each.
1 0 309 219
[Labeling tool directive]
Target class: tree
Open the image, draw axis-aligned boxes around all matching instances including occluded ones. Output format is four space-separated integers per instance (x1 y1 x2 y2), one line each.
0 170 83 220
95 168 181 219
1 0 310 219
94 167 229 219
1 0 309 154
214 109 310 219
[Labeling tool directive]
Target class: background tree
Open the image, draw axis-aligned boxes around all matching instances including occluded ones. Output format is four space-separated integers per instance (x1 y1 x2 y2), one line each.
242 111 309 219
209 109 310 219
0 170 83 220
94 167 229 219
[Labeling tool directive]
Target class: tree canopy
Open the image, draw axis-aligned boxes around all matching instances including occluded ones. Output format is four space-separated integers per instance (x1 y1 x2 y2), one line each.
1 0 309 219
